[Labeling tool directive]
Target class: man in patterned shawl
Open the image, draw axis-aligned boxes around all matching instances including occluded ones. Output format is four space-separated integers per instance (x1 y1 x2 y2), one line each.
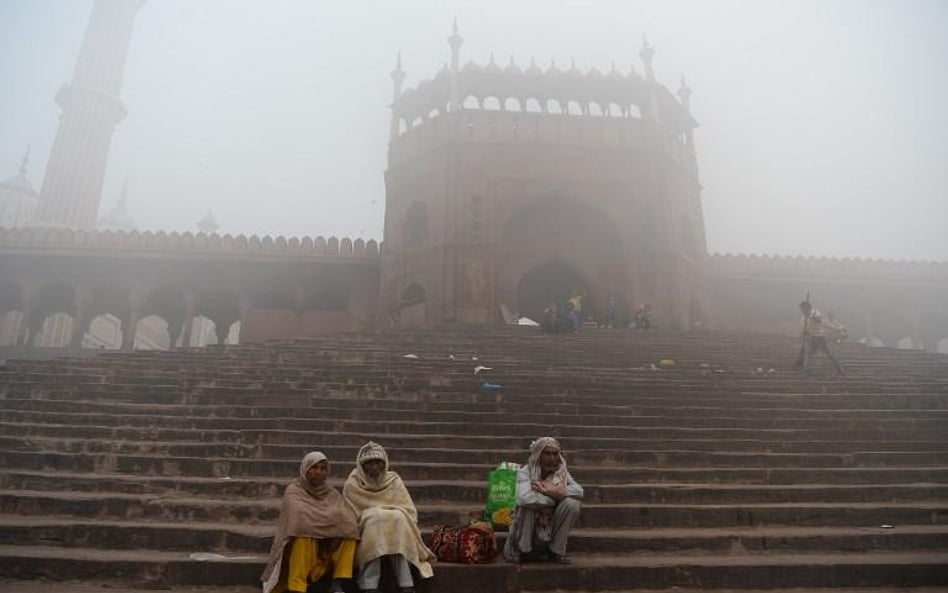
503 437 583 564
261 451 360 593
343 441 435 593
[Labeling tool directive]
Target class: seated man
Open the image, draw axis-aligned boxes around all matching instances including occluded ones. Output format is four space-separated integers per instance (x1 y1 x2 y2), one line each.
503 437 583 564
261 451 360 593
343 442 435 593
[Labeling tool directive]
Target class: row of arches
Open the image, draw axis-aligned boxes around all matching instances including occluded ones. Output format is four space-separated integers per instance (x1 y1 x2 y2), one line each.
0 269 357 351
0 310 240 349
396 97 644 134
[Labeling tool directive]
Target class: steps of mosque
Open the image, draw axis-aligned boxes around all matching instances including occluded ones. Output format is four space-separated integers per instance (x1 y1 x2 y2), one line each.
4 514 948 556
1 544 947 590
5 436 947 469
3 489 945 528
2 584 947 593
4 470 947 505
4 450 947 484
0 327 946 591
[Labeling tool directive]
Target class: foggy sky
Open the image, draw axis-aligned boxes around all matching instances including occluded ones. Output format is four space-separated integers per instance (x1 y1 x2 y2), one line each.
1 0 947 261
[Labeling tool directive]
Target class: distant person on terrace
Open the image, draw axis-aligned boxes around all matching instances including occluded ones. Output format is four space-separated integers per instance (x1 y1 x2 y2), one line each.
794 302 846 376
343 441 435 593
504 437 583 565
261 451 359 593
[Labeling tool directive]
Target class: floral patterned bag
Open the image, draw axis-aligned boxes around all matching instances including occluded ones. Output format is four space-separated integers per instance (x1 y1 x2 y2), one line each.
431 520 498 564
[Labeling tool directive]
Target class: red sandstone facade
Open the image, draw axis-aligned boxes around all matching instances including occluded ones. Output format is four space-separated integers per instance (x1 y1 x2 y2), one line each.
2 12 946 354
380 34 710 330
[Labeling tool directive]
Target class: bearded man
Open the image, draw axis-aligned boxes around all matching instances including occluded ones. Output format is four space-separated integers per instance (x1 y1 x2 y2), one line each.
503 437 583 564
343 441 435 593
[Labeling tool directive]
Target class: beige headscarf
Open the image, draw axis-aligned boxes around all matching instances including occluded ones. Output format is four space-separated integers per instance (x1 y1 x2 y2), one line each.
261 451 360 593
526 436 572 486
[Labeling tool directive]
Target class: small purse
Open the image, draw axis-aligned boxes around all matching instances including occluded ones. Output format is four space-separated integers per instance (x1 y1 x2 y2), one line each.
431 520 498 564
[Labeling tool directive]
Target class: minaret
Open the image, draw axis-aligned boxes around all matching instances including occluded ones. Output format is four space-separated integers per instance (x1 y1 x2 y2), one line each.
447 18 463 111
677 74 698 168
639 34 661 123
389 52 405 141
33 0 145 230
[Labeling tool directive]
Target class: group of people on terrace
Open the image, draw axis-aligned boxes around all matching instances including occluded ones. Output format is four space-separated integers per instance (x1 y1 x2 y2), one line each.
263 437 583 593
540 287 653 333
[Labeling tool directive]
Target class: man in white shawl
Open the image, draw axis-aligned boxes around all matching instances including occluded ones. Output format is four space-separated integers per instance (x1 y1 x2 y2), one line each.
503 437 583 564
261 451 360 593
343 441 435 593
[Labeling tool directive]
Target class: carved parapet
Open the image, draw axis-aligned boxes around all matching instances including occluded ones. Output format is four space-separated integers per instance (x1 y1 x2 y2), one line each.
710 253 948 281
0 227 379 261
393 59 693 134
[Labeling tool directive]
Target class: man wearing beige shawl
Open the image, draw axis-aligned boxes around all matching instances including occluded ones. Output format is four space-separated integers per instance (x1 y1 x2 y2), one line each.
343 441 435 593
261 451 360 593
503 437 583 564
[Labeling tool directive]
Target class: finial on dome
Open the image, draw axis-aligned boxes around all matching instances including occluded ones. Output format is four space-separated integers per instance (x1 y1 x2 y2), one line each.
639 33 656 82
448 17 463 52
197 210 219 234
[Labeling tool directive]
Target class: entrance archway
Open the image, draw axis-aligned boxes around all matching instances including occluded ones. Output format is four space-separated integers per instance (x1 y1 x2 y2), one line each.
517 260 590 323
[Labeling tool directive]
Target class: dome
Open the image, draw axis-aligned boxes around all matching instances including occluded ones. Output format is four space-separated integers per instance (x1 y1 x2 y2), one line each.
0 149 39 228
503 56 521 75
96 179 137 232
461 61 482 74
197 210 219 234
524 58 542 76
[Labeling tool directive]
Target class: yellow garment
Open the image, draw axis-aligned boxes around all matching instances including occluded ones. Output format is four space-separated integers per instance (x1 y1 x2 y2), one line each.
276 537 356 593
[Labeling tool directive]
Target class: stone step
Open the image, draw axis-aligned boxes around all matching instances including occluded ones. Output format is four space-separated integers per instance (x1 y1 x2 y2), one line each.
5 421 948 454
9 395 948 420
4 470 945 504
6 583 944 593
5 436 946 469
4 515 947 555
3 410 945 440
2 491 945 529
4 450 947 483
1 545 946 590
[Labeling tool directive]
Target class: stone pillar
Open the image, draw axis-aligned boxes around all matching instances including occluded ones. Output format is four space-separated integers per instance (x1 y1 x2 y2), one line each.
33 0 145 229
121 288 143 351
179 293 196 348
69 286 93 348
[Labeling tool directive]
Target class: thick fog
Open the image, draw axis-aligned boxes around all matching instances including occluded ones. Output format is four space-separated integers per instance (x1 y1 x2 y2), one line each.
1 0 947 260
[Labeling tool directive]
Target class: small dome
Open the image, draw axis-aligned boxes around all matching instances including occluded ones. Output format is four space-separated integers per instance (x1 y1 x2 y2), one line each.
545 60 561 76
197 210 219 234
97 202 136 232
524 58 542 76
504 56 521 75
461 61 482 73
484 54 501 73
0 149 39 228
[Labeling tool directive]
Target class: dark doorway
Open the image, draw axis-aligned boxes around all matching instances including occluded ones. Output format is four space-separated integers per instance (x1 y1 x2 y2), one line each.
517 260 590 323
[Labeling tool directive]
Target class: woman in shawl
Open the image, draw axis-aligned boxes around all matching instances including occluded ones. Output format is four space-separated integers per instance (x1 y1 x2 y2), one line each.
261 451 360 593
503 437 583 564
343 441 435 593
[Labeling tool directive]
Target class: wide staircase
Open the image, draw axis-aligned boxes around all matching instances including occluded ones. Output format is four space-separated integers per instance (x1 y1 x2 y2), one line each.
0 327 946 593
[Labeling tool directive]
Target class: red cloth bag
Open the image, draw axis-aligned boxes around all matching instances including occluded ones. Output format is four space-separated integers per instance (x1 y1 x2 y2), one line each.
431 521 498 564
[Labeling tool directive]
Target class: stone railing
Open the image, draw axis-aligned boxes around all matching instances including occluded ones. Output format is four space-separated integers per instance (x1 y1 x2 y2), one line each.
0 227 380 259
